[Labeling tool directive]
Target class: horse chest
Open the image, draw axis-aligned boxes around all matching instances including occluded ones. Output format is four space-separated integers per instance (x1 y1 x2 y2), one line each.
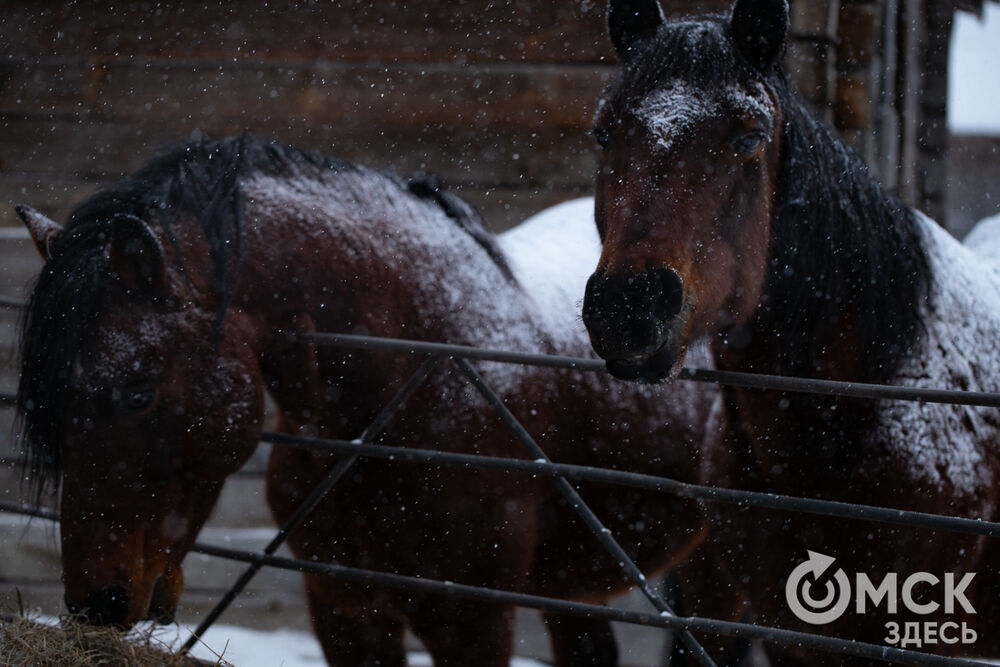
707 388 867 495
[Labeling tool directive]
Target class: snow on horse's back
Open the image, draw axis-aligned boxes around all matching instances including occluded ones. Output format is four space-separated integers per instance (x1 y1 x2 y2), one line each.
963 211 1000 272
499 197 600 355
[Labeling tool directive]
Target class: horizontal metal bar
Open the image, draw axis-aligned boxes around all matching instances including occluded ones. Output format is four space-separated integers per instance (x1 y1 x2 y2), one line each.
5 499 973 665
188 541 992 667
296 332 1000 407
2 327 998 408
260 431 1000 538
3 418 998 541
2 500 992 666
0 296 25 310
296 330 603 371
8 420 999 541
788 30 841 46
452 356 718 667
0 500 57 521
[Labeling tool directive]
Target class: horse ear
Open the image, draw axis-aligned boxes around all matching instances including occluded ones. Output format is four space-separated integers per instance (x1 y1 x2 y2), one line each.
108 214 167 298
608 0 665 59
730 0 789 71
15 205 62 260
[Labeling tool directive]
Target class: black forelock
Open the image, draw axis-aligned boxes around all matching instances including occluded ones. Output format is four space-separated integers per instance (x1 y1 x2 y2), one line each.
17 215 109 502
602 16 747 115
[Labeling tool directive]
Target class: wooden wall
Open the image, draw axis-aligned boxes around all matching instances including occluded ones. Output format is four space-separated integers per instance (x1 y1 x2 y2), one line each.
0 0 980 233
1 1 624 232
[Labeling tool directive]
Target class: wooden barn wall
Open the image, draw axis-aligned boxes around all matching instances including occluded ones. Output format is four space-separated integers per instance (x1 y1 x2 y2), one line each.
1 1 625 234
0 0 872 237
1 1 966 235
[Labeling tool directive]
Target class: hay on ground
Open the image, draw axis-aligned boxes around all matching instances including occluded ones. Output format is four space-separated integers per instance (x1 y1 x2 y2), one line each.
0 611 229 667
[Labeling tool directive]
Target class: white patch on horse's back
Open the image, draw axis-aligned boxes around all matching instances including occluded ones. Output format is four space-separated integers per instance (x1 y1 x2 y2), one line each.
637 80 776 154
499 198 600 355
963 211 1000 274
878 213 1000 496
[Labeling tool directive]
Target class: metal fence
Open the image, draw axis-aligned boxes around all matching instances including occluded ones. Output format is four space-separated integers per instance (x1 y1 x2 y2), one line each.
2 295 999 666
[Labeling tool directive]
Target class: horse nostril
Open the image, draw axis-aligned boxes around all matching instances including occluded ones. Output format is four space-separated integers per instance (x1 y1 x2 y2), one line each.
583 273 614 334
74 584 131 626
651 266 684 321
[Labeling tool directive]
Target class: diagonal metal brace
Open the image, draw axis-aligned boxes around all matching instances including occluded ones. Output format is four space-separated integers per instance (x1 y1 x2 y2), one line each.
451 356 720 667
180 356 440 653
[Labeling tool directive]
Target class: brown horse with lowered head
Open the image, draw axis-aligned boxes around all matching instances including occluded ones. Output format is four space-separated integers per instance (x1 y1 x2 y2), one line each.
16 135 720 666
583 0 1000 664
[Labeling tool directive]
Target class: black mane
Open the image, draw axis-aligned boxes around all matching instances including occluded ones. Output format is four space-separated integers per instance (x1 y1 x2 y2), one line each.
405 173 514 281
17 135 502 499
766 85 931 380
603 15 932 381
605 17 743 106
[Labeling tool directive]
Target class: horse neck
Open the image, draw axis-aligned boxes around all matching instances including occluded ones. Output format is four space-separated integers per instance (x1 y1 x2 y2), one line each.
229 173 535 435
725 85 930 384
236 173 444 332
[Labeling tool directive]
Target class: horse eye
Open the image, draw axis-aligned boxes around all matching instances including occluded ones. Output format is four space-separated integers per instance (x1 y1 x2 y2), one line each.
112 386 158 415
593 127 612 149
733 131 766 155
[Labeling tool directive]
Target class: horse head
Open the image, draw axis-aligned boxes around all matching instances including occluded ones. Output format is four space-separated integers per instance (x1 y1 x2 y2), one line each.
583 0 788 381
16 203 264 626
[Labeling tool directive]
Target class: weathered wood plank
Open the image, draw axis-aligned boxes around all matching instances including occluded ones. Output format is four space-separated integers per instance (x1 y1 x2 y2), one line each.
1 0 615 64
0 59 608 218
0 172 586 239
0 174 113 229
0 117 601 194
0 61 611 132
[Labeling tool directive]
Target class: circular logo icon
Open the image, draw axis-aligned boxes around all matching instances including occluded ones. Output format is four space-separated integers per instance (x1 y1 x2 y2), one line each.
785 550 852 625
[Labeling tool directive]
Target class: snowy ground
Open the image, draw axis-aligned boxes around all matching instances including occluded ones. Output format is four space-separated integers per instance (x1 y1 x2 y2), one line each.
25 615 548 667
173 622 548 667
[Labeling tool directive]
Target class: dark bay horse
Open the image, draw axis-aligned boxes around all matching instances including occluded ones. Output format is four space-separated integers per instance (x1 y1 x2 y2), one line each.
15 135 720 666
583 0 1000 663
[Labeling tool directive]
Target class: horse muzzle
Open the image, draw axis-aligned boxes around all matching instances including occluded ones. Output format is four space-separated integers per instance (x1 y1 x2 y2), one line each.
65 573 180 627
583 266 691 382
65 584 131 626
603 320 689 382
